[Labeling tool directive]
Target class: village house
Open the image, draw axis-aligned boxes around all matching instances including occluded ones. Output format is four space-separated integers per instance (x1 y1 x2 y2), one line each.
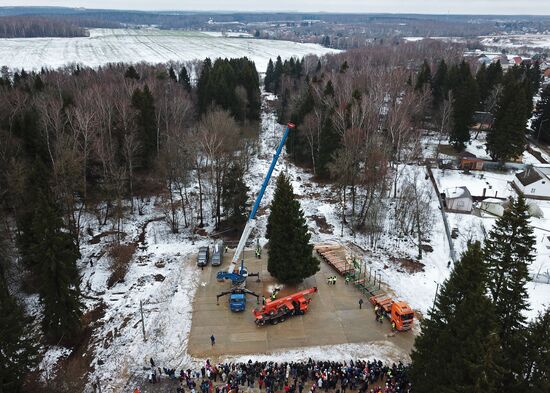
443 186 473 213
459 151 484 171
513 167 550 200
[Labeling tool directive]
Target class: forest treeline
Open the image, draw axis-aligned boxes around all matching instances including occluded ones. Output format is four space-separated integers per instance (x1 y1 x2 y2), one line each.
0 16 89 38
263 40 541 252
0 56 260 390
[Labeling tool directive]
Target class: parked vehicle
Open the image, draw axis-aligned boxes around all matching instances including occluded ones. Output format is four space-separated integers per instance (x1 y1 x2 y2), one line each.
217 287 259 312
369 294 414 331
197 246 210 267
211 240 224 266
253 287 317 326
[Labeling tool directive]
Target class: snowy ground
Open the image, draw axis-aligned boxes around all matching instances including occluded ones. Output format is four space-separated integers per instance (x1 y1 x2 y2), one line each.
0 28 339 72
40 92 549 391
479 33 550 49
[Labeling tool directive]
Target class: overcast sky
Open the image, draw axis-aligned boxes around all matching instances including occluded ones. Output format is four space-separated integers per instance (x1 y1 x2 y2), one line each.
0 0 549 15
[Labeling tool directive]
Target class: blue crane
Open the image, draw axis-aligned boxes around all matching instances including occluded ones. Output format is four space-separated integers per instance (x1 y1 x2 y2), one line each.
216 122 295 301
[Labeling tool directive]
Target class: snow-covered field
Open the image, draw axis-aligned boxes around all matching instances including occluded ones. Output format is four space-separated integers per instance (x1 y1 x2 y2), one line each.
0 28 339 72
480 33 550 49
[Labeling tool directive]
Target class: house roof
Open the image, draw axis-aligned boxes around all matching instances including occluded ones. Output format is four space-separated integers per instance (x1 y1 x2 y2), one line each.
482 198 504 204
459 151 478 159
445 186 472 200
516 167 544 186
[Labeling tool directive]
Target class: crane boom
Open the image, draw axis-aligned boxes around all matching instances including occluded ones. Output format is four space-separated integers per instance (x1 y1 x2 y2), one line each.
227 122 295 273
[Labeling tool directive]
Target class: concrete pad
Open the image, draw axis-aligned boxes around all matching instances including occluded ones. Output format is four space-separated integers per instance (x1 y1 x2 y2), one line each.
187 248 416 358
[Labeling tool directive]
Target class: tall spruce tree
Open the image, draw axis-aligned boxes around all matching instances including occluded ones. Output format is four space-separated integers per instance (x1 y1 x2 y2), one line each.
124 65 140 80
32 188 82 342
533 85 550 143
476 62 488 105
273 56 284 94
132 84 157 168
197 58 213 115
266 174 319 284
448 61 479 149
415 59 432 91
410 242 503 393
265 58 275 93
483 195 535 392
221 162 249 227
168 66 177 82
178 66 192 92
486 79 529 162
522 309 550 393
0 225 38 392
431 59 448 109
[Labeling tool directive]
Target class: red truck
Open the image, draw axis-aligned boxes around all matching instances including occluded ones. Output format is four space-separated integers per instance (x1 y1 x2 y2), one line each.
253 287 317 326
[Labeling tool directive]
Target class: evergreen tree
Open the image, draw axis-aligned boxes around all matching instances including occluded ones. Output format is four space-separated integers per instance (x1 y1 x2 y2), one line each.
178 66 192 92
316 59 322 73
415 59 432 91
340 61 349 74
317 117 339 178
522 309 550 393
273 56 284 94
486 61 503 89
33 74 44 92
0 226 38 392
410 242 503 393
221 162 249 227
265 58 275 93
324 80 334 97
266 174 319 284
16 160 82 343
132 84 157 168
31 190 82 342
168 66 177 82
533 85 550 143
124 65 140 80
447 61 479 149
476 62 488 105
197 58 213 115
483 195 535 392
486 79 528 162
431 59 448 109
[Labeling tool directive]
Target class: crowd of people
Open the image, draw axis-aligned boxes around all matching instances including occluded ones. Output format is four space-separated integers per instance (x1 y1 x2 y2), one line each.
138 358 411 393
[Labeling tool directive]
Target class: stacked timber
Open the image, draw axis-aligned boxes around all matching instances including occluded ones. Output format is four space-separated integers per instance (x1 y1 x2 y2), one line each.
314 244 355 276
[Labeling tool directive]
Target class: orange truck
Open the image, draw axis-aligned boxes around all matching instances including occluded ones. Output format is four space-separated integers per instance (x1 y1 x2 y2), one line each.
369 294 414 331
253 287 317 326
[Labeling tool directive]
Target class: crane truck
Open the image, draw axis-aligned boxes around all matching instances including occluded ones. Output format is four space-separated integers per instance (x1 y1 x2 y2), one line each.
253 287 317 326
215 122 295 311
224 122 295 276
217 288 260 312
369 294 414 332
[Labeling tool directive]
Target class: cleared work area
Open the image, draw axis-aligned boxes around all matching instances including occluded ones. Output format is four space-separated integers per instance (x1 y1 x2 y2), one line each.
187 248 415 359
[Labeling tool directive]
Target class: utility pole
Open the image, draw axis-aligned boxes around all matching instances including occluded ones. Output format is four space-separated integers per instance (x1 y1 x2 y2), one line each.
432 282 440 310
140 300 146 341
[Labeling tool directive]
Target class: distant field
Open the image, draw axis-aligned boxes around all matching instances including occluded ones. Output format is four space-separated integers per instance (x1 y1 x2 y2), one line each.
0 28 339 71
479 34 550 49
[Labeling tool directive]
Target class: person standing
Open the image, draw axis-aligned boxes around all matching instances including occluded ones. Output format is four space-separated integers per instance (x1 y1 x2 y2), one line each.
210 334 216 346
358 299 364 309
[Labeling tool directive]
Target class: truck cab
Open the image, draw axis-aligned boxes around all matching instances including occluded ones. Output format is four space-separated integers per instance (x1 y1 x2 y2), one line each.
229 293 246 312
211 240 224 266
197 246 210 267
390 301 414 331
